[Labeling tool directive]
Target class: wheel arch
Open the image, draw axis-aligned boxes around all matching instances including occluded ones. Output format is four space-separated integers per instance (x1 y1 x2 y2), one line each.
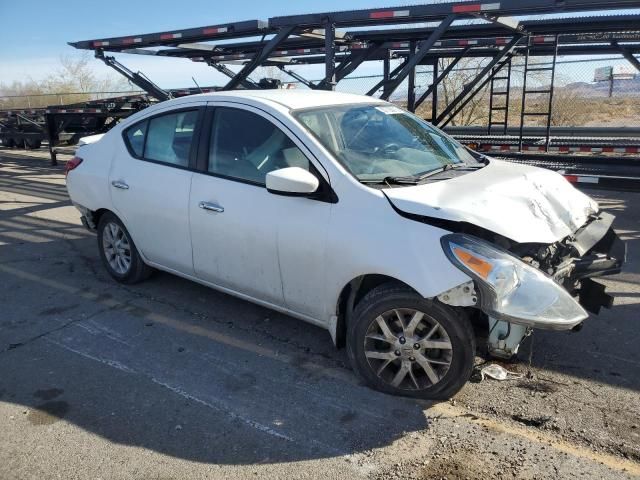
333 274 421 349
84 207 115 231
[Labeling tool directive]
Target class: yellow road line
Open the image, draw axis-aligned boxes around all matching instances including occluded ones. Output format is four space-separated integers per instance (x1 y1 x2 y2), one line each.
433 402 640 477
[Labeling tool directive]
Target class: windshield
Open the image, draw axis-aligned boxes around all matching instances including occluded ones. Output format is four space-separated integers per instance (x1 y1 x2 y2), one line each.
293 103 477 182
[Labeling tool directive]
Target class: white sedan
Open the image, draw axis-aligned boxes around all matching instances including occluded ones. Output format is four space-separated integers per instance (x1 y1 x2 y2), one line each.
66 90 625 399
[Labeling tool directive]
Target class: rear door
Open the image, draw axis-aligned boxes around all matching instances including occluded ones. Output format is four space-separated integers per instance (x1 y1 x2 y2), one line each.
110 104 204 275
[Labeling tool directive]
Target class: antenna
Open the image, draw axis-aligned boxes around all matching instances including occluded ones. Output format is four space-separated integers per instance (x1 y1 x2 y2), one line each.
192 77 204 93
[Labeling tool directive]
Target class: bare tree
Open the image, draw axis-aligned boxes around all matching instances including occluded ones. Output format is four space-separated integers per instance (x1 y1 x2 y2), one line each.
0 53 130 109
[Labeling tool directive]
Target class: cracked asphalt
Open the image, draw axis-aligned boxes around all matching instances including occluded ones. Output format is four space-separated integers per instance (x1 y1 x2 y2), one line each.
0 149 639 480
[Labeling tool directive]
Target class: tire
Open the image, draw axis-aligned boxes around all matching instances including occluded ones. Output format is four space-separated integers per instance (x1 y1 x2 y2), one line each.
347 283 476 400
97 212 153 284
26 138 41 149
12 138 24 149
2 137 15 148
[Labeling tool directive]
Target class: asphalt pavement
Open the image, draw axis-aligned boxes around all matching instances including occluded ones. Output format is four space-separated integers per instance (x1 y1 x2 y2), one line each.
0 149 638 480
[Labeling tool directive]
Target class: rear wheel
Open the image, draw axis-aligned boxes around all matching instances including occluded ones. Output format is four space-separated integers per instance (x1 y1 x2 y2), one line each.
97 212 153 284
1 138 15 148
347 283 475 400
13 138 24 149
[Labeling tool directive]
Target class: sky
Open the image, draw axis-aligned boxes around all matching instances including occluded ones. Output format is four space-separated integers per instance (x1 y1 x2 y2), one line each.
0 0 410 88
1 1 639 92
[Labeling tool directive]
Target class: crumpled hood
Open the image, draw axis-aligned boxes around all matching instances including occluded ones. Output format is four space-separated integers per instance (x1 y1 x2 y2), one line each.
384 159 599 244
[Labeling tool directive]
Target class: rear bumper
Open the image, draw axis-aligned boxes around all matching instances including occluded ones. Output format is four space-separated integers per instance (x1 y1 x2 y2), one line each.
72 202 97 232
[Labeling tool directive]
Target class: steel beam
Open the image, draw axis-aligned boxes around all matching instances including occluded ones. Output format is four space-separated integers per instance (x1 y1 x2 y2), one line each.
269 1 640 29
277 66 318 89
222 26 296 91
95 51 171 101
613 41 640 72
380 14 456 101
367 55 408 96
333 43 384 82
323 22 337 90
414 48 470 110
431 61 438 122
208 61 259 89
436 35 522 126
69 20 269 51
407 41 417 112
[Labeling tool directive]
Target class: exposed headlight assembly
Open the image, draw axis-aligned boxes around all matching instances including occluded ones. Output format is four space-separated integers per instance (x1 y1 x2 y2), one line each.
441 234 588 330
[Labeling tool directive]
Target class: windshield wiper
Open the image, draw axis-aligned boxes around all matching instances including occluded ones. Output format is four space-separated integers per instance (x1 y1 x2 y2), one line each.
408 163 464 182
360 163 483 186
360 176 420 186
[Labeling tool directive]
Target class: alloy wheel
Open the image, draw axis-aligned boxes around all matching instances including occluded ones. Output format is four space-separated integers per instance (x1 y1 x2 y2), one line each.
102 222 132 275
363 308 453 391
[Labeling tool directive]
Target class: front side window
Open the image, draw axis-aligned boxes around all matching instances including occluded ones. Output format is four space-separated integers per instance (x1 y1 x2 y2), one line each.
124 110 199 168
208 107 310 185
293 104 477 182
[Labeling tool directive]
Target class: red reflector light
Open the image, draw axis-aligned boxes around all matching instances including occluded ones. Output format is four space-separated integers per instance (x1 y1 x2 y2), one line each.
452 3 482 13
65 156 83 176
564 175 578 183
370 11 395 18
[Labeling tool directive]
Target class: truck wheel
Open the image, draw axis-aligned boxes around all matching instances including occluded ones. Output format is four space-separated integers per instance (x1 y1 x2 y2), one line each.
1 138 15 148
97 212 153 284
26 138 41 149
13 138 24 149
347 283 476 400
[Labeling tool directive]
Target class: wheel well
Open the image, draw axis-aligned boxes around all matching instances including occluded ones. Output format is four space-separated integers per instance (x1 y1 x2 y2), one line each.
334 274 418 349
90 208 112 229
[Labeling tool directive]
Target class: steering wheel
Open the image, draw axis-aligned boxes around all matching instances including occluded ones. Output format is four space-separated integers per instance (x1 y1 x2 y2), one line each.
378 143 400 156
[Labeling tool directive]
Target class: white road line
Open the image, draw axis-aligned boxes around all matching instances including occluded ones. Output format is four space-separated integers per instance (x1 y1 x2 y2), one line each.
45 338 136 374
44 337 294 444
150 378 294 443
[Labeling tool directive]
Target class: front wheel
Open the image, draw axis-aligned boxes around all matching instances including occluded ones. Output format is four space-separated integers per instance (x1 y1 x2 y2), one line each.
97 212 153 284
347 283 475 400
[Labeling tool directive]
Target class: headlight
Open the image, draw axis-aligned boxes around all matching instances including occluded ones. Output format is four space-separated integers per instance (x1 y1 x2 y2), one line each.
441 234 588 330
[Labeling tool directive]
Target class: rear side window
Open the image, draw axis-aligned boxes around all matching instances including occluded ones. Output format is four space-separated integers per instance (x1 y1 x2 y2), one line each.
124 110 199 168
125 121 148 157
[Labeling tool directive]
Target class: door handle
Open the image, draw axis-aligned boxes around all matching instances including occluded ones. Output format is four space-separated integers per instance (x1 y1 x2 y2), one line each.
199 201 224 213
111 180 129 190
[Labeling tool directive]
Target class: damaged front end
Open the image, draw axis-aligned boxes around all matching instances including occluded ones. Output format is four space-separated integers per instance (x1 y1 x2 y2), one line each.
512 211 626 316
438 211 626 359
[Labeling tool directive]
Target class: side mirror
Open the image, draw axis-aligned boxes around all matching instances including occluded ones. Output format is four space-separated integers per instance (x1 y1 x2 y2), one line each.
266 167 319 196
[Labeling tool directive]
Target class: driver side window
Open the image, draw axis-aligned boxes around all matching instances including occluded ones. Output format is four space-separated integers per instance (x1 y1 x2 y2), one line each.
208 107 310 185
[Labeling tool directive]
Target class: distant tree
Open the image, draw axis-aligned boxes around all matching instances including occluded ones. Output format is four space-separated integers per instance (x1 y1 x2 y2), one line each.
0 53 131 109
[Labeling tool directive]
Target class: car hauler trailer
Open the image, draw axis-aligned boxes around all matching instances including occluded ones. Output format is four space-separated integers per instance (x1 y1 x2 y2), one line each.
0 87 223 165
13 0 640 183
0 94 153 164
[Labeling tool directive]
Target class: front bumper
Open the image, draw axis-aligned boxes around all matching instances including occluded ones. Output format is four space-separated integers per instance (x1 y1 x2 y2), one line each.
566 212 626 315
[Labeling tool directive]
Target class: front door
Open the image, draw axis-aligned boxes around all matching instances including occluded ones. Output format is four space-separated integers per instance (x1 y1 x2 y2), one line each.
190 104 331 315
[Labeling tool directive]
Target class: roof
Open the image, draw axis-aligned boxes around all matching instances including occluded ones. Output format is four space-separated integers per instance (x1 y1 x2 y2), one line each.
186 89 385 110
